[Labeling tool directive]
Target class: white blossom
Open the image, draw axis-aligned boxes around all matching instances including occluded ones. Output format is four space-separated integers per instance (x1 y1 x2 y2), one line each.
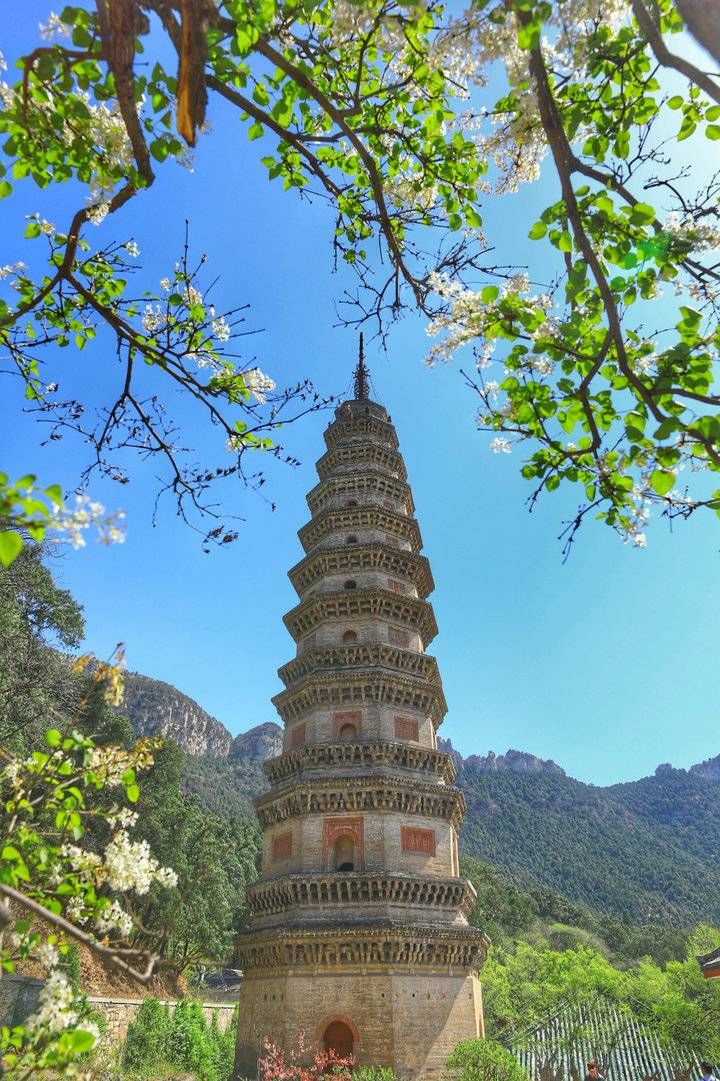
0 261 26 280
95 899 133 937
36 942 59 970
39 12 70 40
87 200 110 226
212 316 231 342
27 971 78 1034
50 493 126 549
124 240 140 258
489 437 512 454
243 367 276 404
103 830 178 894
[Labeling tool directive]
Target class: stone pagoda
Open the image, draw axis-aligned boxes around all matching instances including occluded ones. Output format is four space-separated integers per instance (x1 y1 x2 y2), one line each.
235 347 489 1079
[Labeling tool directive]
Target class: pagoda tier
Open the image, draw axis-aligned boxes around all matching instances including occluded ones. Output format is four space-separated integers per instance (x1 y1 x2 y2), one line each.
235 385 488 1080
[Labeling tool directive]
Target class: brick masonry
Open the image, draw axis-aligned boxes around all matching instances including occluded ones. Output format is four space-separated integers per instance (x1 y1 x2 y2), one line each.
235 391 489 1079
0 975 235 1046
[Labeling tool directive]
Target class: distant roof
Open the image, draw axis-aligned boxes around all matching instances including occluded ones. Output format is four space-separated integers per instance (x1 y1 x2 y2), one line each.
512 1000 698 1081
698 947 720 979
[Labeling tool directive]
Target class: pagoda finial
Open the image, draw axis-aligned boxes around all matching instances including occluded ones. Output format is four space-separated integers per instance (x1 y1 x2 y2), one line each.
353 333 370 400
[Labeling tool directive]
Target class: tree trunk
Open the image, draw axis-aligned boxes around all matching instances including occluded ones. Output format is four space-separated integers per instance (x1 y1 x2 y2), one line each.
674 0 720 67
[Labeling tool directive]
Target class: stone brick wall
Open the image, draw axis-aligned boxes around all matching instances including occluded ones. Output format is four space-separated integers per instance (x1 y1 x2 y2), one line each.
235 969 483 1079
0 976 235 1048
262 813 455 877
86 995 237 1044
282 705 435 749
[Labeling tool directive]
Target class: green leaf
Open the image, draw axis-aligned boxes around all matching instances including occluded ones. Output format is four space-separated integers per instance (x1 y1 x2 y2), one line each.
247 122 264 141
24 222 42 239
126 783 140 803
465 207 482 228
517 19 541 50
481 285 499 303
705 124 720 141
650 469 675 496
45 729 62 747
0 531 22 567
528 221 547 240
630 202 655 224
558 231 572 252
0 180 11 199
667 95 683 110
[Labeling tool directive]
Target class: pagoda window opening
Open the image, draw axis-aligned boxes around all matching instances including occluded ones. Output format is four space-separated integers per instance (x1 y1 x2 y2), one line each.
333 835 356 872
338 722 357 741
346 500 358 507
345 535 358 545
342 629 358 643
344 579 357 590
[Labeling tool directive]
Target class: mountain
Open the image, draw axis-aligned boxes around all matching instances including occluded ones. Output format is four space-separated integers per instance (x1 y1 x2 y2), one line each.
119 672 720 928
122 672 233 757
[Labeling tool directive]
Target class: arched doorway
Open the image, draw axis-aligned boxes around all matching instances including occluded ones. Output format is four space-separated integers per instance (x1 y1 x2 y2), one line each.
338 722 357 741
323 1019 354 1059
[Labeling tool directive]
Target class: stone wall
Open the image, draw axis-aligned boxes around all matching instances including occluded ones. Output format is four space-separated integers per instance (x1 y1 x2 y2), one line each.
86 995 237 1043
0 975 236 1047
262 812 456 877
235 969 483 1079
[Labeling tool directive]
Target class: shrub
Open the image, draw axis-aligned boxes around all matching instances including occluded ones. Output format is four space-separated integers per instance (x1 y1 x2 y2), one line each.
446 1039 529 1081
258 1033 353 1081
354 1069 398 1081
122 997 172 1074
121 996 236 1080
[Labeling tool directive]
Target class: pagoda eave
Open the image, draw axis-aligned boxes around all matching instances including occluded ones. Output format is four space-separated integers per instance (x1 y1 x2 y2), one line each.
235 922 489 974
271 669 448 728
263 739 456 786
288 544 434 599
253 774 466 830
277 643 442 691
298 505 422 553
282 587 438 645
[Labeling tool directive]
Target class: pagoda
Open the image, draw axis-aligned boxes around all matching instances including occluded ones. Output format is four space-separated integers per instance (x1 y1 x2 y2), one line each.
235 346 489 1078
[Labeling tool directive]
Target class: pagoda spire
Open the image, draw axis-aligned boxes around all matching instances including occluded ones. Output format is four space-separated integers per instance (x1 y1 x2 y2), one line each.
353 332 370 400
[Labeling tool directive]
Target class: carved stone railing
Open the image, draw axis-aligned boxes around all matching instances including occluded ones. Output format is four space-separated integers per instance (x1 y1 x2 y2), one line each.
271 669 447 727
283 587 437 643
298 506 422 554
254 776 466 830
277 643 441 690
316 444 407 483
247 872 476 918
288 545 433 600
263 740 455 786
235 923 489 972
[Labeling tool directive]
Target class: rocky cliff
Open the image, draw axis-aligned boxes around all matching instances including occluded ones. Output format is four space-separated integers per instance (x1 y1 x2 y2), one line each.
437 738 565 776
231 722 283 761
121 673 282 761
689 753 720 781
121 673 233 757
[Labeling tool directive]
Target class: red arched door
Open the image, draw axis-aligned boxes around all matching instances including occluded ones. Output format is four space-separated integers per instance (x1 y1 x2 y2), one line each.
323 1020 354 1059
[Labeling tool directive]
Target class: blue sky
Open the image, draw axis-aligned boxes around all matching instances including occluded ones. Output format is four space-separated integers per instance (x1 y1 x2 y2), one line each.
1 5 718 786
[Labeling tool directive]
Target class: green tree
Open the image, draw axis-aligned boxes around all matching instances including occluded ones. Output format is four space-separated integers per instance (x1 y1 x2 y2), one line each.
129 740 261 967
0 0 484 561
122 997 173 1075
422 0 720 549
446 1039 529 1081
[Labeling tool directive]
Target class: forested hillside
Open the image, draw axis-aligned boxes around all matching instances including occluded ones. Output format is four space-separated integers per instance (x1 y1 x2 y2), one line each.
457 765 720 926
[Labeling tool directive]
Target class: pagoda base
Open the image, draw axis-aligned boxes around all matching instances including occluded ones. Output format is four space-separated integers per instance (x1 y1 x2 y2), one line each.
234 967 483 1079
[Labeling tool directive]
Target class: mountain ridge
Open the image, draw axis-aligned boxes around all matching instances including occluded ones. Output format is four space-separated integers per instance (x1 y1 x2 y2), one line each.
119 671 720 927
